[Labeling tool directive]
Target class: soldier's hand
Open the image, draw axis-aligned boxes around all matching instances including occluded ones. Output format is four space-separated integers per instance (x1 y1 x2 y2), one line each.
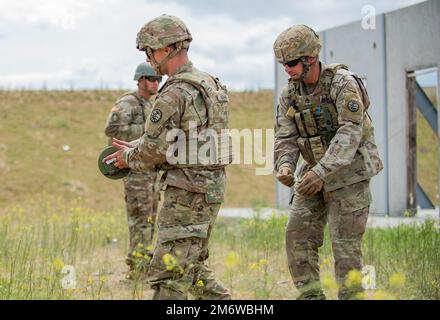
297 170 323 197
276 166 294 187
112 137 134 148
102 141 129 169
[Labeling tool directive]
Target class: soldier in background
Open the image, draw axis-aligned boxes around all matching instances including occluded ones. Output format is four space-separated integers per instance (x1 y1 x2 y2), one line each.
104 63 162 278
103 15 232 300
273 25 383 299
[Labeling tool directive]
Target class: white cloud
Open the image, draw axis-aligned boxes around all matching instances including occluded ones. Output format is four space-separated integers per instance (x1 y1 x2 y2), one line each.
0 0 95 30
0 0 429 90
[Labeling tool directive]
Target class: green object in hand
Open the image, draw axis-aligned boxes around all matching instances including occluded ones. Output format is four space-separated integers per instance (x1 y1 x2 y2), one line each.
98 146 130 180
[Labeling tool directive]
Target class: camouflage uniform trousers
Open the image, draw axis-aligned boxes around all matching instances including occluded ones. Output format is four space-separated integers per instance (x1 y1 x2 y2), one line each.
147 186 231 300
123 170 159 271
286 179 371 300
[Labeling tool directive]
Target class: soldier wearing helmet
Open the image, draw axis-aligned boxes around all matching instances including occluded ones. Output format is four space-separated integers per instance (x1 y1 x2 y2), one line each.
103 15 231 300
104 62 162 279
273 25 383 299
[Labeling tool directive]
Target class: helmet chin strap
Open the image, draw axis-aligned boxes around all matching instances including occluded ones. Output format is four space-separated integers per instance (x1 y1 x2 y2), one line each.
148 42 183 75
299 57 312 81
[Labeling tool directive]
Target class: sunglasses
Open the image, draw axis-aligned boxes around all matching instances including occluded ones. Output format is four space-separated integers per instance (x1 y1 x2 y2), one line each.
144 76 162 83
284 58 302 67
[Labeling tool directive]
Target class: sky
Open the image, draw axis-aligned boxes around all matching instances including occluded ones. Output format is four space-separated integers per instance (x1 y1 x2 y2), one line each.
0 0 431 91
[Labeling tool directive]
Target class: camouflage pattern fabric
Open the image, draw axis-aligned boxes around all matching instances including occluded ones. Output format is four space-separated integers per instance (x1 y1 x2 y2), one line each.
274 63 383 190
286 180 371 300
274 62 383 299
273 24 322 64
148 186 230 300
123 171 159 271
104 91 152 144
136 14 192 51
124 62 231 300
104 91 159 271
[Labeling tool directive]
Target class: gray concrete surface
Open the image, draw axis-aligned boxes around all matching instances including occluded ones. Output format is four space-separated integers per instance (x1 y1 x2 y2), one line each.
219 207 439 229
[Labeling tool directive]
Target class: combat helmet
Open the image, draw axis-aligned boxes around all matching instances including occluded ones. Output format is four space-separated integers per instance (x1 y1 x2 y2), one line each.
136 14 192 74
136 14 192 51
133 62 158 81
273 24 322 64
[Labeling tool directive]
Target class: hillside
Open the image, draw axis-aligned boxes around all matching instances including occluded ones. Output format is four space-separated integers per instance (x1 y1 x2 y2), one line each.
0 90 275 211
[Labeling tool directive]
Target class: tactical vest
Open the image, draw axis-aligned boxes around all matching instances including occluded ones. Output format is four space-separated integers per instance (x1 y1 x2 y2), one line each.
285 64 369 165
164 71 233 169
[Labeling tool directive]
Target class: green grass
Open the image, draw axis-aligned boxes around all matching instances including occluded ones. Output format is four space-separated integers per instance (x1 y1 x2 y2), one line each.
0 199 438 300
211 211 440 300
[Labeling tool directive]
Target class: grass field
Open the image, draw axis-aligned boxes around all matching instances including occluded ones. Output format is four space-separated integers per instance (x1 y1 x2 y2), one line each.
0 199 438 300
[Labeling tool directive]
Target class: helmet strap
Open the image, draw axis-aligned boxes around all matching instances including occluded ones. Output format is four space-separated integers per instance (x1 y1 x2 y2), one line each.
299 56 317 81
150 42 183 75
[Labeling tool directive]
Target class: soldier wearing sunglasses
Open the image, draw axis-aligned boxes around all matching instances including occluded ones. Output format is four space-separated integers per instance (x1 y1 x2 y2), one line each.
104 62 162 279
273 25 383 300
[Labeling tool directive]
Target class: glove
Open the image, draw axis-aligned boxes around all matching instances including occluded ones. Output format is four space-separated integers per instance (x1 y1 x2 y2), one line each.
276 165 294 187
297 170 323 196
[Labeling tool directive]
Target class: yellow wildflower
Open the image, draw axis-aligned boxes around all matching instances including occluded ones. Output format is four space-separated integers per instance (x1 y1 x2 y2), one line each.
322 257 332 267
163 253 178 271
52 258 65 272
389 272 406 288
196 280 204 287
259 259 268 266
132 251 143 258
225 252 240 268
322 275 338 290
345 270 362 288
249 262 259 271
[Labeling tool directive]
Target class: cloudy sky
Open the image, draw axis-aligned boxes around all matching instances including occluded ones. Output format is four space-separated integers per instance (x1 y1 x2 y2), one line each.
0 0 428 91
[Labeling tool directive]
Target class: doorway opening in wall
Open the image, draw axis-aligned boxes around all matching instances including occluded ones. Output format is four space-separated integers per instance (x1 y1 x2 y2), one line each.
407 67 439 213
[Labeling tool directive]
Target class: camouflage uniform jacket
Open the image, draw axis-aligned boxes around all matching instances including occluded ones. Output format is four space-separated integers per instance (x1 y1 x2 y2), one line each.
274 63 383 192
104 91 155 175
124 62 227 203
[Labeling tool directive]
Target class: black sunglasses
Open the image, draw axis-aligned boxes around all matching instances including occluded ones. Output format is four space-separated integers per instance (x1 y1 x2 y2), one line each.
145 76 162 83
284 58 302 67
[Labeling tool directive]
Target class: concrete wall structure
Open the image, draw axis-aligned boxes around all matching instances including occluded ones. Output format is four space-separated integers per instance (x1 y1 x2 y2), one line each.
274 0 440 215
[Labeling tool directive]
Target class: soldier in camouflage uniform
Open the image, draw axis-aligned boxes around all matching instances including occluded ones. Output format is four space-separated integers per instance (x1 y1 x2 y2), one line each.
104 63 162 277
103 14 232 300
273 25 383 300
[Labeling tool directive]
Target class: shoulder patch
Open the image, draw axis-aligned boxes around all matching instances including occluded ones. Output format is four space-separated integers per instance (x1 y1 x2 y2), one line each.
150 109 162 123
347 100 359 112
